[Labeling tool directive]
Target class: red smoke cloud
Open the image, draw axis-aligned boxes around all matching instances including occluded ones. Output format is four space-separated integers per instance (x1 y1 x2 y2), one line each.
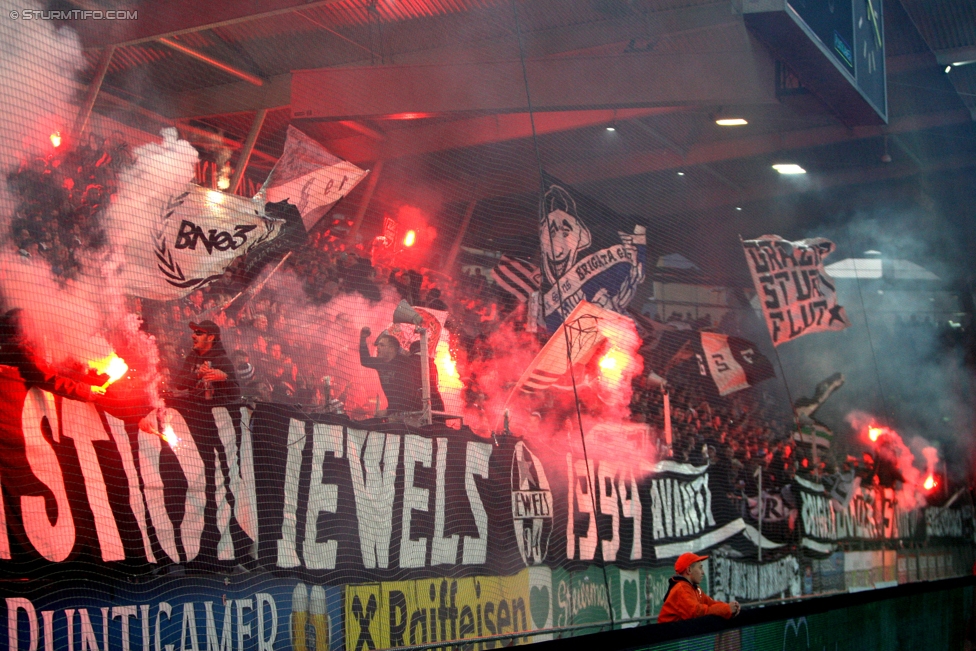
847 410 939 509
460 308 654 475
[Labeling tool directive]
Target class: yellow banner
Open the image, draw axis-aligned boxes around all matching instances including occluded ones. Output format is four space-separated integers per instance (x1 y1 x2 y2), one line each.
346 569 547 649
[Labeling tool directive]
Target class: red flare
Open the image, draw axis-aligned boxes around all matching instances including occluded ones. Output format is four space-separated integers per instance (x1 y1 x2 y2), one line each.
88 352 128 389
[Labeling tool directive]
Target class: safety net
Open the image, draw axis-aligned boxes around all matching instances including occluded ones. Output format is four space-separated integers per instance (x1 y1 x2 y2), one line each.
0 0 974 650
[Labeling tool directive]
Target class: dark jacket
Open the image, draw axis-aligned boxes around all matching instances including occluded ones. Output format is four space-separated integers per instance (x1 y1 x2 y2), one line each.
359 339 444 413
0 342 97 402
174 343 241 404
0 310 97 402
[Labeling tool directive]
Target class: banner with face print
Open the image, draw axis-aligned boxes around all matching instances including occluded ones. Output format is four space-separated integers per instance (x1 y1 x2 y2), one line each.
538 173 646 332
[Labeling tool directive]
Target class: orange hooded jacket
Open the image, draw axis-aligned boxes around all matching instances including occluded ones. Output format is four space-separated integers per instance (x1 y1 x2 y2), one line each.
657 576 733 623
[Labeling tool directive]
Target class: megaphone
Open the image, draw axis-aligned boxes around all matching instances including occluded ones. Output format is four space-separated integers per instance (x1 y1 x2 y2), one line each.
392 299 423 325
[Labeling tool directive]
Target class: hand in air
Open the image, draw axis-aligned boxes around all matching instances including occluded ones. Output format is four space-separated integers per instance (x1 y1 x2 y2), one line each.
360 327 371 338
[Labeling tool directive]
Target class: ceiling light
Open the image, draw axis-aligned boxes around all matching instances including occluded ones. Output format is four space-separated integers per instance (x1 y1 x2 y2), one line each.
735 207 742 211
715 118 748 126
677 171 685 176
945 65 952 73
952 60 976 67
773 163 806 175
606 125 616 131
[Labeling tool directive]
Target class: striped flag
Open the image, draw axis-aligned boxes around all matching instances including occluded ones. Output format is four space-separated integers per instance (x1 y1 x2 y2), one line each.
491 255 540 302
698 332 775 396
509 301 633 395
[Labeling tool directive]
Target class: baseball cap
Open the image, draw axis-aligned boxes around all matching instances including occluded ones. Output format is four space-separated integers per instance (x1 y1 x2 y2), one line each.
189 320 220 337
675 552 709 574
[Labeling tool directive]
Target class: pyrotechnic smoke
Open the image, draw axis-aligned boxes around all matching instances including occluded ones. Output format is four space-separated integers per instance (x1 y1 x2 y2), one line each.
459 315 542 437
846 410 938 509
0 0 82 224
458 307 653 474
244 270 404 416
0 1 165 406
777 199 975 482
102 127 199 254
0 252 113 362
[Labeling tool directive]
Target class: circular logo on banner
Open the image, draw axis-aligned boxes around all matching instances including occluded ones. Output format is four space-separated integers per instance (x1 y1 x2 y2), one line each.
510 441 553 566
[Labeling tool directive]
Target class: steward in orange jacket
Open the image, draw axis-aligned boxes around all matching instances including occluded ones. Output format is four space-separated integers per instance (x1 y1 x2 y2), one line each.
658 553 740 623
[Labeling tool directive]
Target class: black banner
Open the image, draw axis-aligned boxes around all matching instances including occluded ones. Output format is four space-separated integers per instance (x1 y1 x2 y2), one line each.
2 379 971 578
0 382 766 578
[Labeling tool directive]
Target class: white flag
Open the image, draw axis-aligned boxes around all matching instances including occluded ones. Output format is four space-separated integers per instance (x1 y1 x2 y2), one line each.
742 235 851 346
264 125 368 231
509 300 633 395
121 185 279 301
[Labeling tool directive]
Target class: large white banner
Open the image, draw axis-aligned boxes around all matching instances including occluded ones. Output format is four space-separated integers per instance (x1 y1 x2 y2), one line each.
741 235 850 346
264 125 368 231
123 185 279 300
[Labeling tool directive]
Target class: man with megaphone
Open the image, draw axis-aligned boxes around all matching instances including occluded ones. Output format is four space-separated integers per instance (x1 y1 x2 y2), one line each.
359 325 443 419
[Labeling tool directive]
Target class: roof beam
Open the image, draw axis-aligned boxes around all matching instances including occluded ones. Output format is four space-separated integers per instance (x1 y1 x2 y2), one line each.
547 109 973 185
291 46 776 119
650 154 976 218
75 0 349 49
170 73 292 119
158 37 264 86
164 3 742 119
315 107 682 162
421 108 973 204
93 91 279 163
934 46 976 67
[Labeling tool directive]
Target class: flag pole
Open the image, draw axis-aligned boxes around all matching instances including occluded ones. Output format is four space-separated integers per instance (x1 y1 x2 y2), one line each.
218 251 293 313
757 464 763 562
662 387 673 458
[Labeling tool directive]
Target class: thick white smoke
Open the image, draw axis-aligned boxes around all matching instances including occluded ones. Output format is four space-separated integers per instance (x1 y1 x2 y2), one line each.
102 127 199 256
0 0 82 222
0 2 166 405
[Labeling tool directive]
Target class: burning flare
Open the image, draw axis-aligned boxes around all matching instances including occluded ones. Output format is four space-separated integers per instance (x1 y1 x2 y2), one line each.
922 446 939 493
216 162 231 190
851 412 943 507
88 352 128 389
49 131 61 148
161 425 179 449
598 348 627 378
435 346 462 389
